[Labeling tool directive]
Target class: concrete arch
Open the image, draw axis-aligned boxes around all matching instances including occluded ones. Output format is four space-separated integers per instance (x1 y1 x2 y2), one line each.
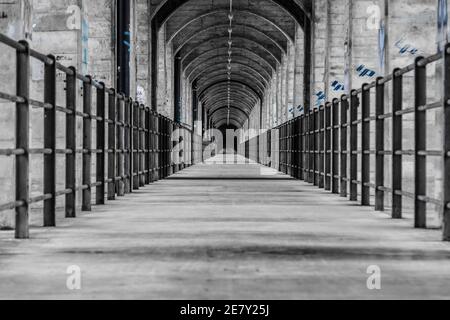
201 87 259 107
189 60 272 85
206 98 255 116
214 118 243 129
151 0 310 26
214 115 247 128
199 80 263 102
173 23 286 56
197 74 266 96
183 46 279 75
210 105 251 119
163 8 295 44
150 0 312 114
186 53 275 84
200 84 260 105
203 91 257 109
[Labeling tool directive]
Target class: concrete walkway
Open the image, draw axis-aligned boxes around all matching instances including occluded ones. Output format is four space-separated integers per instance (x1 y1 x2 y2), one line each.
0 155 450 300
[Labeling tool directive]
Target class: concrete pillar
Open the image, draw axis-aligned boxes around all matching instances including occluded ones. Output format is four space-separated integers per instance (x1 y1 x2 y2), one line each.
0 0 33 228
85 0 114 87
281 54 288 123
136 0 150 105
293 25 305 117
287 43 295 120
311 0 329 108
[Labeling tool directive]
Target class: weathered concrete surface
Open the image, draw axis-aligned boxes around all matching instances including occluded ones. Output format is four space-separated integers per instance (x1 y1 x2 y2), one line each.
0 155 449 300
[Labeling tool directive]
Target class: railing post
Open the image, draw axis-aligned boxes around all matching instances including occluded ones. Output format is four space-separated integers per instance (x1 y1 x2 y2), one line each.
294 117 299 179
305 110 311 183
124 98 131 193
313 109 318 186
173 123 178 174
309 110 314 183
332 98 340 194
96 83 106 204
392 69 403 219
291 119 296 178
361 84 371 206
157 115 162 180
151 110 156 182
415 56 427 228
43 54 56 227
117 95 125 197
318 106 325 188
133 102 140 189
340 95 348 198
283 124 286 173
140 105 145 186
159 116 163 178
82 76 92 211
350 90 359 201
375 77 385 211
66 67 77 218
145 107 151 184
166 118 169 177
299 115 304 180
324 102 331 191
287 121 291 176
443 44 450 241
166 119 170 177
15 40 30 238
127 98 135 193
107 89 117 200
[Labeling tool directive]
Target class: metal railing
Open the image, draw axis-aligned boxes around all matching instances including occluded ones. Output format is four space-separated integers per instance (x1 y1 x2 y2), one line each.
252 44 450 242
0 34 199 239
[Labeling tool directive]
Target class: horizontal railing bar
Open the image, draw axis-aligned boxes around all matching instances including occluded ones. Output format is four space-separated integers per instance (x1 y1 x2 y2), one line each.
55 189 73 197
363 82 376 90
0 200 25 212
29 194 53 204
417 150 443 157
0 148 25 156
378 186 393 193
29 148 53 155
364 116 377 122
55 105 74 115
0 34 26 50
55 149 73 154
395 62 416 77
91 80 104 90
394 150 415 156
55 62 74 75
29 99 53 110
417 100 443 112
378 74 393 85
363 182 377 189
76 73 90 83
394 190 415 200
378 113 393 120
395 107 415 116
0 91 26 103
29 49 53 65
417 52 443 67
417 195 442 206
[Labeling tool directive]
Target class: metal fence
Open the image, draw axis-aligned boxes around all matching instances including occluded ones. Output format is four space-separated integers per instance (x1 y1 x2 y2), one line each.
252 45 450 242
0 34 200 239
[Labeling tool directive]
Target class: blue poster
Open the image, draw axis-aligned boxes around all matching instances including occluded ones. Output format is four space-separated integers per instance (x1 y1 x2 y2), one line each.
438 0 448 52
378 20 386 74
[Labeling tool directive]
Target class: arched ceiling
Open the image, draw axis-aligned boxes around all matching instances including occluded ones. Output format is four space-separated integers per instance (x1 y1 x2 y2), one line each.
151 0 312 128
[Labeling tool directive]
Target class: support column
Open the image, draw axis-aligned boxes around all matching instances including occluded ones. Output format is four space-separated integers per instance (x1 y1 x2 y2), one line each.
174 53 182 123
117 0 131 96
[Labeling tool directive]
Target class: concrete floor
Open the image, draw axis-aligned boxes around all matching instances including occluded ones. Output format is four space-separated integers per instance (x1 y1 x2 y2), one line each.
1 155 450 300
